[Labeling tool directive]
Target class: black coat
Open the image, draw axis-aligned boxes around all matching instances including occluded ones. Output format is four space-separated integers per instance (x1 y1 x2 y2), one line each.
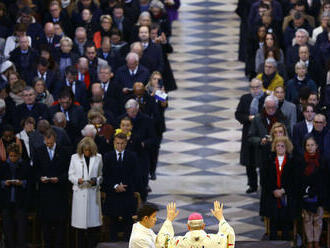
14 103 51 132
296 155 326 213
235 93 266 165
102 150 138 217
9 47 39 83
264 153 297 219
0 159 32 210
33 33 61 56
33 144 69 220
141 41 164 73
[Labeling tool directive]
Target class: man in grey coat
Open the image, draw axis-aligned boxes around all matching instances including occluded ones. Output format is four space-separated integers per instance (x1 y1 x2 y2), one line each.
274 85 296 134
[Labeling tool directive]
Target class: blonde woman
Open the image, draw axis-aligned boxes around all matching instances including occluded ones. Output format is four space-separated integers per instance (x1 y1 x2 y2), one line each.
68 137 103 248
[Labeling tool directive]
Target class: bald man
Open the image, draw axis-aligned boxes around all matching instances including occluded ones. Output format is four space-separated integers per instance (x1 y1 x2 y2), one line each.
35 22 61 54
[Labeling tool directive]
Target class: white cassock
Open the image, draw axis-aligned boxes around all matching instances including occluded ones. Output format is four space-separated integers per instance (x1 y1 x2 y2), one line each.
156 218 235 248
129 222 157 248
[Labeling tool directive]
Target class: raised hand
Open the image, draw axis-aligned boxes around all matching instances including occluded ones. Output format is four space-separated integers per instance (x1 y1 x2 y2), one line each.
166 202 179 222
210 200 224 221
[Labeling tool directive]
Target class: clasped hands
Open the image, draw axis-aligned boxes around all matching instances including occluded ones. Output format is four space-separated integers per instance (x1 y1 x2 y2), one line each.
115 182 127 192
166 200 224 222
41 176 59 183
273 188 285 198
4 180 23 186
78 178 97 186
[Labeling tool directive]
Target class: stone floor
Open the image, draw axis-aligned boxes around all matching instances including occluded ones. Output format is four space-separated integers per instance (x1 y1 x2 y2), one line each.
148 0 265 241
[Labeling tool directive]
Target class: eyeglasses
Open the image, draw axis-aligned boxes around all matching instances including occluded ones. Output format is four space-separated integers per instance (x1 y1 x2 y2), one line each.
314 121 324 124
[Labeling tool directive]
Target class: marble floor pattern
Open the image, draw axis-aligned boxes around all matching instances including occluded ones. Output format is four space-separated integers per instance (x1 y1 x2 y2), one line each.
148 0 265 241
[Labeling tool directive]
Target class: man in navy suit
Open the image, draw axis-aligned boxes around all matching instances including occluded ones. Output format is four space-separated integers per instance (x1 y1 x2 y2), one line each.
102 132 139 242
49 88 87 145
292 103 315 156
29 57 59 95
34 22 61 56
33 129 70 248
61 66 88 110
138 25 164 73
114 52 150 93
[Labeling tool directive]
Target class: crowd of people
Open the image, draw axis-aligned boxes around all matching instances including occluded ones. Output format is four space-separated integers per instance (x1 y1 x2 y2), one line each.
236 0 330 246
0 0 180 247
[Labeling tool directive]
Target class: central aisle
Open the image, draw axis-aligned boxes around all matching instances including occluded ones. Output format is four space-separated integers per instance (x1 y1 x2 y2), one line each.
149 0 265 241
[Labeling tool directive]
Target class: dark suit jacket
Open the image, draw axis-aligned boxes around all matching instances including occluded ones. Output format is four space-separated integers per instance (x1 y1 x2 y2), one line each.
141 41 164 73
102 150 138 217
29 69 59 94
14 103 50 132
33 144 69 220
34 33 61 56
114 64 150 89
235 93 266 165
43 10 74 38
49 103 87 145
0 159 32 209
292 120 309 156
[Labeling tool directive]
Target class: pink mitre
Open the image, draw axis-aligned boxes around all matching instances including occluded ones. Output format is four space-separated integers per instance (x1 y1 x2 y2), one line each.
187 212 204 227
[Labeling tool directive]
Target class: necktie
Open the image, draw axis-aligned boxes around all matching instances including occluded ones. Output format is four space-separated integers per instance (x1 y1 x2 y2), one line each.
49 149 53 160
118 152 122 163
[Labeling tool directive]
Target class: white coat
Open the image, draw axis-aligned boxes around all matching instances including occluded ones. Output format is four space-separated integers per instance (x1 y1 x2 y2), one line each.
129 222 157 248
156 218 235 248
68 153 103 229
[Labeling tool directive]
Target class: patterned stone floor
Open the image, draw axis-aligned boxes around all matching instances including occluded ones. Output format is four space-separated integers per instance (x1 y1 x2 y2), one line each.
148 0 265 241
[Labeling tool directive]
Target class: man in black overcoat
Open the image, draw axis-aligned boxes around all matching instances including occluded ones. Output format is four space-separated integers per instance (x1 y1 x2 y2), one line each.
33 129 70 248
235 78 266 193
102 133 139 242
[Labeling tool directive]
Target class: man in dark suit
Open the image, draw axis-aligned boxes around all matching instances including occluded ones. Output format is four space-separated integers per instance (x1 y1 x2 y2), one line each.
9 35 39 84
112 5 133 42
292 103 315 156
235 78 266 193
114 52 150 93
96 64 122 116
33 129 70 248
49 88 87 145
43 1 73 38
60 66 89 110
118 99 156 201
97 36 122 72
29 57 59 95
14 86 50 132
102 132 139 242
138 26 164 73
34 22 61 56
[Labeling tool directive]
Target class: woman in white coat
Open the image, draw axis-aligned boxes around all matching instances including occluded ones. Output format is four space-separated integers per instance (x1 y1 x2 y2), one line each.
68 137 103 248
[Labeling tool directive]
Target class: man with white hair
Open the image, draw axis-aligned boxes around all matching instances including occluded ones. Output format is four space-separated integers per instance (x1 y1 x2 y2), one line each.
114 52 150 93
120 98 156 201
247 95 289 192
73 27 88 56
156 201 235 248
